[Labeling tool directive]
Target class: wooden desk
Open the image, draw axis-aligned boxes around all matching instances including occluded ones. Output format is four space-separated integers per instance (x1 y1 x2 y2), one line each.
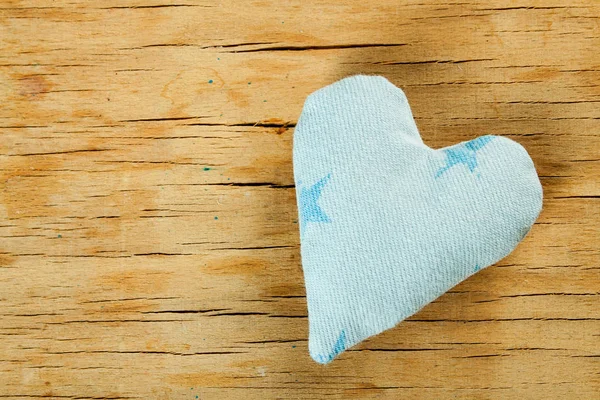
1 1 598 398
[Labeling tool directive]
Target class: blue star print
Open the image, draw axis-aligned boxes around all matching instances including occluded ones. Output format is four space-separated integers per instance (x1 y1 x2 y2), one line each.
299 174 332 228
436 136 495 178
314 330 346 364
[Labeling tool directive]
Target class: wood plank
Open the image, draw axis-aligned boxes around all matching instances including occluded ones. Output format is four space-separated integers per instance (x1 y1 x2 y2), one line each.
0 0 598 398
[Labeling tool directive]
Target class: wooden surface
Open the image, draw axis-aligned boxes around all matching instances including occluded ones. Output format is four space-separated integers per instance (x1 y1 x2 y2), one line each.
1 1 599 398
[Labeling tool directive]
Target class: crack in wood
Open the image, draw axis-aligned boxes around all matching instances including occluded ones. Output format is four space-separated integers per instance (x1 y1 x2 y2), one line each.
221 43 409 53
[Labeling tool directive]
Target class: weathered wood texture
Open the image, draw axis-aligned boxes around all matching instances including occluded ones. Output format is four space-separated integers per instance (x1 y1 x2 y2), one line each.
1 1 599 399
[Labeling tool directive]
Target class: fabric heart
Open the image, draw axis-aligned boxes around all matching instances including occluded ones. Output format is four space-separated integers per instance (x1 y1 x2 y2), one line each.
293 75 543 364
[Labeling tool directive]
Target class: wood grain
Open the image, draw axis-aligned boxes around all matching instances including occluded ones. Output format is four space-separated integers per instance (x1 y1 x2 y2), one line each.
0 1 598 398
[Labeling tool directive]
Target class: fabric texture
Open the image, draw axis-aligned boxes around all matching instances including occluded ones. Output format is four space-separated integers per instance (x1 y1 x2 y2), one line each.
293 75 543 364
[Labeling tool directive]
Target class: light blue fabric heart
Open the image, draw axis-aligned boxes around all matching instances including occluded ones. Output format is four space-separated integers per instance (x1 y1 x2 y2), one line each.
293 75 543 364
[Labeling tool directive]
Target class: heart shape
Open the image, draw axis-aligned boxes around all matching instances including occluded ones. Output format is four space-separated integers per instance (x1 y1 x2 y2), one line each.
293 75 543 364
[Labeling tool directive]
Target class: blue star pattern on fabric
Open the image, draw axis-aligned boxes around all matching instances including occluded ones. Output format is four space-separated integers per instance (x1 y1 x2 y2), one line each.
435 135 495 178
314 330 346 364
299 174 332 230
